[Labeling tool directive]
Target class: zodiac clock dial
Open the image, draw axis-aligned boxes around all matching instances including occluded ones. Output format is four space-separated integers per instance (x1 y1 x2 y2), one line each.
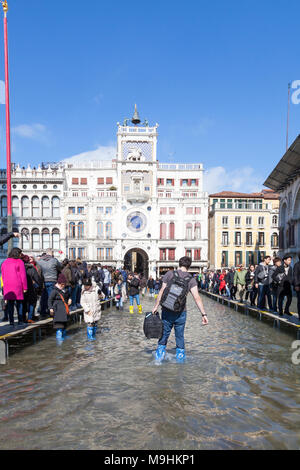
126 212 147 233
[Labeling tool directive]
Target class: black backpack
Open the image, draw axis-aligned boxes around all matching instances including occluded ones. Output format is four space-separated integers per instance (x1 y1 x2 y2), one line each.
161 270 192 313
143 312 163 339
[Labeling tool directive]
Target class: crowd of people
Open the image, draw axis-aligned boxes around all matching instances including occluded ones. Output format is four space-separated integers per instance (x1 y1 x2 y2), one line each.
197 254 300 319
0 245 167 335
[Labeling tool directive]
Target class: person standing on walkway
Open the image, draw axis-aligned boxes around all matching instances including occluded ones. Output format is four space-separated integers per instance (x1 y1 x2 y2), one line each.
37 249 61 318
254 255 272 310
1 248 27 326
269 257 282 314
272 255 293 317
22 255 43 323
245 265 256 306
152 256 208 363
233 265 247 303
293 253 300 320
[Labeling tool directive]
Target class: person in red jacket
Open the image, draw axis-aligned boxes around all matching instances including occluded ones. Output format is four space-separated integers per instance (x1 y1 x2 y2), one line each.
1 247 27 326
219 269 227 295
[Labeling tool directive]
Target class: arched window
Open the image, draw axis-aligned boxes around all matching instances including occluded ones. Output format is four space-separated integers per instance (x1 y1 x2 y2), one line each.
169 222 175 240
186 223 193 240
271 232 279 248
195 223 201 240
160 223 166 240
0 228 7 250
272 215 278 226
42 228 50 249
69 222 76 239
106 222 112 239
12 196 19 217
32 196 40 218
78 222 84 239
97 222 103 238
1 196 7 217
32 228 40 250
52 228 60 250
52 196 60 218
21 228 30 250
21 196 30 217
42 196 50 217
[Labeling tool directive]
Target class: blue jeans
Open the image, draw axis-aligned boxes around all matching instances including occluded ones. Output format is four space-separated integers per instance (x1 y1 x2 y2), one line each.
7 300 23 324
40 282 56 316
258 284 272 309
158 308 186 350
71 285 78 307
27 303 35 321
129 294 140 306
116 297 123 308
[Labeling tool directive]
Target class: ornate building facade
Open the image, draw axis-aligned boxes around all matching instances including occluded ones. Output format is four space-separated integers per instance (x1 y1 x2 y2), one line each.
0 110 209 277
264 134 300 263
208 190 279 268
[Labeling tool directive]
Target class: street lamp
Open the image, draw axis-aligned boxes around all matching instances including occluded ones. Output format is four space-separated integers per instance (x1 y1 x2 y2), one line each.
1 1 13 252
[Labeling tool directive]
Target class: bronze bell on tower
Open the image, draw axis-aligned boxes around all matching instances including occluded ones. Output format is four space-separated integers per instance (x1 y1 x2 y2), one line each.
131 104 141 125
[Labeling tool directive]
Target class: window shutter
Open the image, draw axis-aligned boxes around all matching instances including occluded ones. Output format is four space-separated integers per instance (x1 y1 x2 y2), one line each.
72 178 79 185
106 177 113 184
97 178 104 184
80 178 87 185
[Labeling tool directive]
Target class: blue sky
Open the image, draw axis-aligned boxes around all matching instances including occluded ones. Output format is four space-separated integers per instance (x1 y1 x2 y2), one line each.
0 0 299 193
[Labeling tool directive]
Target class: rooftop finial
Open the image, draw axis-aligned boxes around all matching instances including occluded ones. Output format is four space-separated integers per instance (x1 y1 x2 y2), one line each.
131 104 141 125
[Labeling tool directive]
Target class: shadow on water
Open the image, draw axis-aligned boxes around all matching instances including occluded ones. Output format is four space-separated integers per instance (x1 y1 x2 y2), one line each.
0 296 300 450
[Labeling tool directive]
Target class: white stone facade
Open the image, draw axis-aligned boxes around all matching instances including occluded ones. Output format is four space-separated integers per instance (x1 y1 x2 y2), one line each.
0 120 208 276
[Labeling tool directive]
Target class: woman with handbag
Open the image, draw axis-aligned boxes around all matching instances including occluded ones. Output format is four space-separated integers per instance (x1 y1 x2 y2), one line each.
245 265 256 306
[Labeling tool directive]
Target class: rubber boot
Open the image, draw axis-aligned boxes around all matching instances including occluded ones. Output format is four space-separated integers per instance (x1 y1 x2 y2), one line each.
62 328 67 338
56 329 64 340
87 326 95 340
154 294 158 299
138 304 143 315
176 348 185 363
155 345 166 363
129 305 134 314
93 325 97 336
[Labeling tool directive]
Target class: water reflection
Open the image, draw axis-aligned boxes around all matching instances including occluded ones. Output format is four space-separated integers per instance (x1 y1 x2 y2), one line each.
0 296 299 450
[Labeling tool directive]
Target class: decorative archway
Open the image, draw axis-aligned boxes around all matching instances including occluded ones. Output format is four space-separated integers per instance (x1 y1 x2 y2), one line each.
124 248 149 278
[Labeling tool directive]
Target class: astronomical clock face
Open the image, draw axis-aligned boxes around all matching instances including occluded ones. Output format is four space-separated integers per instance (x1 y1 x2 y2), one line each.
126 211 147 233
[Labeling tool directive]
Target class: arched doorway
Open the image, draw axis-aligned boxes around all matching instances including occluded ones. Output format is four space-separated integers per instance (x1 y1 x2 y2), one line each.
124 248 149 278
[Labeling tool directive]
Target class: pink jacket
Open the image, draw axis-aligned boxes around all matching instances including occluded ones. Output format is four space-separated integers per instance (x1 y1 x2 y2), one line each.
1 258 28 300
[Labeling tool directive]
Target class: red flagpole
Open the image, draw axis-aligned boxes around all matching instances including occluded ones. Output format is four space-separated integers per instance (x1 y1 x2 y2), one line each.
2 1 12 249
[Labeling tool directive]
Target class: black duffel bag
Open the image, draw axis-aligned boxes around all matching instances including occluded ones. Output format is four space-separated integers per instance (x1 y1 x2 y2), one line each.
143 311 163 340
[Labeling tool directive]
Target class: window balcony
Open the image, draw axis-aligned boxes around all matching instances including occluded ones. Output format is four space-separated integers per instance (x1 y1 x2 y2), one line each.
126 192 150 203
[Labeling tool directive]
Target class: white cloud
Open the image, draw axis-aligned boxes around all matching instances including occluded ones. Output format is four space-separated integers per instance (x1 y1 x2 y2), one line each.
204 166 263 194
12 123 47 140
61 145 116 164
0 80 5 104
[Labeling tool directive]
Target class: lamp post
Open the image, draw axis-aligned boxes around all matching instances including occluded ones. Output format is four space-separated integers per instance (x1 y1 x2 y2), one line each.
1 1 12 252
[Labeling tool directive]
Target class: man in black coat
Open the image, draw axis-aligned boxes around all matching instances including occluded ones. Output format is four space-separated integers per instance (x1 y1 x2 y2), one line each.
293 253 300 320
272 255 293 316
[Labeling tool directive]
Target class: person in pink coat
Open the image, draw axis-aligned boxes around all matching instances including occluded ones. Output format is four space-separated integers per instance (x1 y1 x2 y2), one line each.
1 247 27 326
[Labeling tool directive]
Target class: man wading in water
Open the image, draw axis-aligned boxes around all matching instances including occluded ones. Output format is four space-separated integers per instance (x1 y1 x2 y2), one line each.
152 256 208 363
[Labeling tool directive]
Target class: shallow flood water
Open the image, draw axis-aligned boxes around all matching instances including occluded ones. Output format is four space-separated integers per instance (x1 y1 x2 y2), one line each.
0 295 300 450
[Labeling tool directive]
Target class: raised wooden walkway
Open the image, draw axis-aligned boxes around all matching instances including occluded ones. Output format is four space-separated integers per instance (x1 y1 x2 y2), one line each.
0 297 115 365
201 289 300 338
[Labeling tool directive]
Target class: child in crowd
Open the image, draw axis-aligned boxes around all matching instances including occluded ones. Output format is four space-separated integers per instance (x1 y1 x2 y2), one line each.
114 278 123 310
81 278 102 340
48 273 72 340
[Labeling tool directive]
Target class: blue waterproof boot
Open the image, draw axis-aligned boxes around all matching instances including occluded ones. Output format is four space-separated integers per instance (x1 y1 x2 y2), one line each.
87 326 95 340
155 345 166 363
62 329 67 338
93 325 97 336
176 348 185 363
56 329 64 340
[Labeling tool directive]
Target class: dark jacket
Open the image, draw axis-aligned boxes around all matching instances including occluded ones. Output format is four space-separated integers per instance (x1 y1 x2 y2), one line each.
147 279 155 289
37 255 61 283
245 270 255 287
48 286 70 324
272 264 293 291
293 261 300 287
0 232 15 247
254 264 270 285
62 265 75 288
128 277 140 296
24 263 43 305
225 270 234 287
